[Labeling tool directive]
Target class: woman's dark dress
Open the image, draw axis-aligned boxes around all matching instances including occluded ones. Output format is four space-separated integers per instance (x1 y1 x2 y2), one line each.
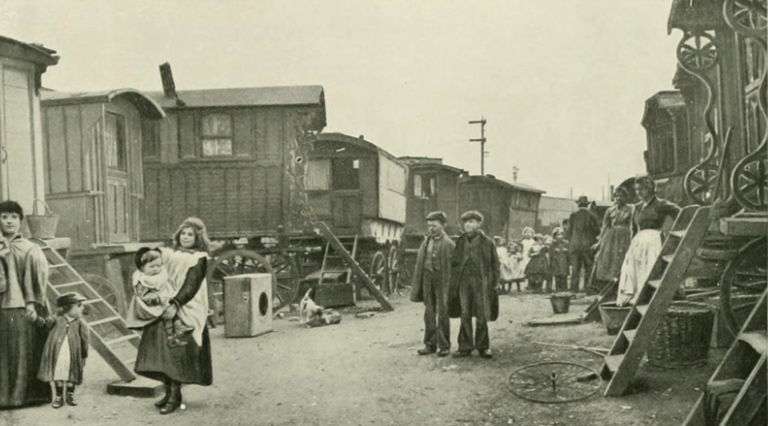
134 257 212 385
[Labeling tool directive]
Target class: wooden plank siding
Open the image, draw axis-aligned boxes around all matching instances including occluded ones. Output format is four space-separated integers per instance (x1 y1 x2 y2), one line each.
140 105 327 240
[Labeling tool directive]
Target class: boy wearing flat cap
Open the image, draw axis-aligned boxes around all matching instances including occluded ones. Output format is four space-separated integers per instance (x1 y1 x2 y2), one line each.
410 211 455 357
449 210 500 359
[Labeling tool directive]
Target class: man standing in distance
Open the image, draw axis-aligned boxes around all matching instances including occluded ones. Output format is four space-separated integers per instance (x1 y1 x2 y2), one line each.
566 196 600 293
410 211 455 357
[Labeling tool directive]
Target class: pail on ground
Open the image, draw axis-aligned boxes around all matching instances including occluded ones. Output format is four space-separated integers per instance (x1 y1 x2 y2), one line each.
599 302 632 335
550 292 574 314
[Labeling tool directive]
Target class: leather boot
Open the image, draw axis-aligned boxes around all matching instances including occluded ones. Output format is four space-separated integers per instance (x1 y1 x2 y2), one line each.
154 382 172 408
52 385 63 409
65 387 78 406
160 382 181 415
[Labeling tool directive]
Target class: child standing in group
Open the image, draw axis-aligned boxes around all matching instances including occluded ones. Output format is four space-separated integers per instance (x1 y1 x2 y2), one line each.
542 236 555 293
494 236 514 294
127 247 193 347
549 228 570 292
507 242 526 292
36 292 90 409
525 234 549 293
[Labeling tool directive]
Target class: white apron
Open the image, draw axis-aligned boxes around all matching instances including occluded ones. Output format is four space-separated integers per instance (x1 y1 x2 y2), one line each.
616 229 662 306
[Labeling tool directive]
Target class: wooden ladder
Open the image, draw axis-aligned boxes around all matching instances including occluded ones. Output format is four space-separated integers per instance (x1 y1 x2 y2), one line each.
600 205 711 396
318 234 358 286
682 288 767 426
316 223 393 311
34 240 140 382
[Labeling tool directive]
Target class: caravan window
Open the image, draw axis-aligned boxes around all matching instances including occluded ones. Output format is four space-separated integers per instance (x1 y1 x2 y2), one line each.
332 158 360 190
105 113 127 170
201 113 233 157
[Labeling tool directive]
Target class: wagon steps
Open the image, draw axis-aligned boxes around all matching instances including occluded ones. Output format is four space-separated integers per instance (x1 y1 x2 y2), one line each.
599 205 713 397
316 223 394 311
681 288 767 426
32 239 151 392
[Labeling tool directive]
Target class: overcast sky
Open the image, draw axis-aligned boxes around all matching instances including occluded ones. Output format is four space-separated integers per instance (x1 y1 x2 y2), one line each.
2 0 681 200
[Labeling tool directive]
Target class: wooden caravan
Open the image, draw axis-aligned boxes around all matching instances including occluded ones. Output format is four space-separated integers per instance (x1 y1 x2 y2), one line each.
305 132 407 239
41 89 166 249
303 132 408 295
458 174 544 243
140 76 328 314
0 35 58 214
399 156 463 237
141 84 326 240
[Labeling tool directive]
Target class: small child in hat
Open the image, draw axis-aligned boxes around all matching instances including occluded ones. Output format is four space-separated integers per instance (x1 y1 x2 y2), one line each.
35 292 90 408
525 234 550 293
129 247 193 347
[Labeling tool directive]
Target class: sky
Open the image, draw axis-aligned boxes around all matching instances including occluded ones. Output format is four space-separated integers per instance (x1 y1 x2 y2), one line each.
1 0 681 200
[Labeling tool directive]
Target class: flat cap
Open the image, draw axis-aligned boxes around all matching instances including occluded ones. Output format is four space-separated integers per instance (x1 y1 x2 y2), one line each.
425 211 448 223
460 210 484 222
56 292 87 308
576 195 590 206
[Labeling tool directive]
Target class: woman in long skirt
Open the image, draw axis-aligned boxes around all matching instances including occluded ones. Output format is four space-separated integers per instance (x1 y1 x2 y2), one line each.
132 217 213 415
616 177 680 306
590 187 633 294
0 201 51 408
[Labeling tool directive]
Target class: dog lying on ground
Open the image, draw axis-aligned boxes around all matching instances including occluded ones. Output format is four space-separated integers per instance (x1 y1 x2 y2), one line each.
298 289 341 327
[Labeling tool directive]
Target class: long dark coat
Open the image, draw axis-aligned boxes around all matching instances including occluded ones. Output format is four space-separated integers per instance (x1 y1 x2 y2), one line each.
447 231 500 320
37 316 89 384
410 233 455 304
566 208 600 252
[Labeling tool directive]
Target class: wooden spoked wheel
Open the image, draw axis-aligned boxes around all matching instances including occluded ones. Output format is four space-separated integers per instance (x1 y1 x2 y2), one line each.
266 252 301 311
208 249 299 313
684 162 719 205
677 31 718 72
507 362 602 404
388 245 401 295
719 238 767 335
82 273 127 317
724 0 768 37
368 251 387 293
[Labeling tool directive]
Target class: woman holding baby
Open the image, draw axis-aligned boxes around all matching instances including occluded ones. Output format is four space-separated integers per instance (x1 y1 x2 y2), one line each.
128 217 213 415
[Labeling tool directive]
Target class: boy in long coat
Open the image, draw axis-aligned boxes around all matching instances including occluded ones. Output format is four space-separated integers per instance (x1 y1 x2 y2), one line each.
410 211 455 357
449 210 500 359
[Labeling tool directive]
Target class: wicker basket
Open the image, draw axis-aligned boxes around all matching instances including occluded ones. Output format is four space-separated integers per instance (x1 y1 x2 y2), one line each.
648 301 714 369
26 199 58 239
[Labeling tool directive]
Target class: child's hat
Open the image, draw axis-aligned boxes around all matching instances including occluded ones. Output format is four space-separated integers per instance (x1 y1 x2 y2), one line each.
56 292 87 308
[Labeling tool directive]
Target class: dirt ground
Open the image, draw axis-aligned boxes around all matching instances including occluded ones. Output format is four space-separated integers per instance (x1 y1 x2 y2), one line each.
2 290 722 426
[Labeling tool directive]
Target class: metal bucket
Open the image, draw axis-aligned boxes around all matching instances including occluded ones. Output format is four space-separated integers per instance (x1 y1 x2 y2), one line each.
599 302 632 335
26 199 58 239
550 292 573 314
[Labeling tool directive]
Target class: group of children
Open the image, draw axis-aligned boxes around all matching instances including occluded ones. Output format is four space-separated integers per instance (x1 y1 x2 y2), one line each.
32 247 193 409
496 226 570 294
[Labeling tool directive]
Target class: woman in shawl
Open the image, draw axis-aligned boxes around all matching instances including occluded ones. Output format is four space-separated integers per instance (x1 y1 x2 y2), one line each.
616 177 680 306
590 187 633 294
0 201 51 408
133 217 213 415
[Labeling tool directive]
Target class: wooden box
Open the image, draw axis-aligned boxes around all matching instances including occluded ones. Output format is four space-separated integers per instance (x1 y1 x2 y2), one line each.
314 282 356 308
224 273 273 338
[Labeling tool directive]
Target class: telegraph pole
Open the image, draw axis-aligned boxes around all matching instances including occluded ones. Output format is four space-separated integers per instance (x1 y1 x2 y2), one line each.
469 117 488 176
